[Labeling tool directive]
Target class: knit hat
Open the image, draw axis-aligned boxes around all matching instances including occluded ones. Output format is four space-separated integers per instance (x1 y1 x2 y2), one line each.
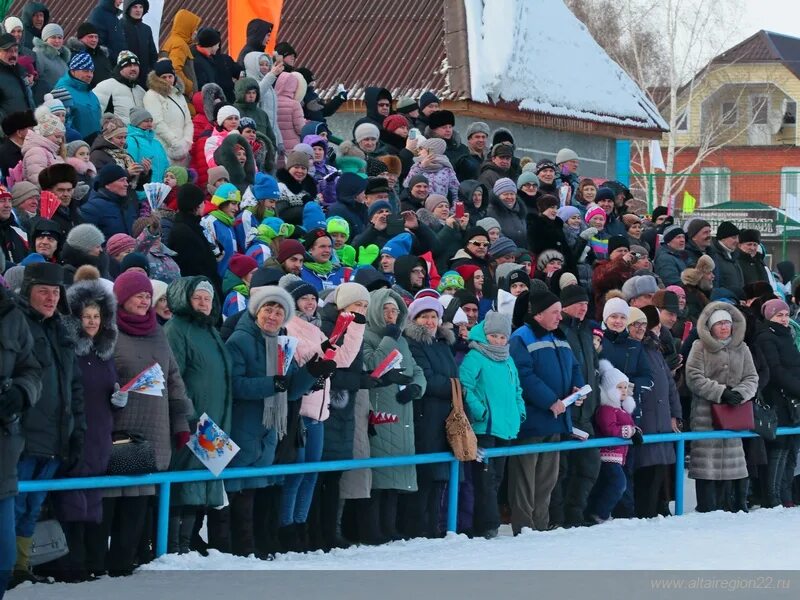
11 182 38 208
101 113 126 139
495 262 522 285
154 59 176 78
116 50 140 69
382 114 409 133
206 166 230 186
584 204 606 224
354 122 380 143
66 223 105 253
120 252 150 275
93 164 127 191
491 143 513 158
162 166 187 187
326 216 350 239
65 140 89 158
716 221 739 240
536 249 565 271
489 236 516 259
476 217 501 233
150 279 168 306
68 52 94 72
277 239 306 264
466 121 490 139
197 27 221 47
35 113 64 138
211 183 241 207
419 137 447 156
408 296 443 321
607 235 630 255
560 284 589 307
665 285 686 299
223 254 256 280
364 158 388 178
536 159 556 174
622 213 641 228
537 194 559 213
557 206 580 222
216 105 240 126
762 298 790 321
114 270 152 306
707 308 732 328
41 23 63 41
465 226 489 244
517 172 539 188
559 272 578 289
177 183 205 213
529 289 560 316
437 271 464 293
381 232 412 258
455 264 481 283
76 22 98 39
418 91 440 111
285 151 309 170
424 194 449 214
3 17 22 33
493 177 516 196
191 279 218 301
603 297 630 321
483 310 511 336
334 282 370 310
681 256 716 287
367 200 392 219
106 233 136 258
739 229 761 244
280 274 319 303
129 107 152 127
428 110 455 130
248 285 294 321
627 306 647 326
662 224 685 244
686 218 710 240
555 148 578 164
598 360 631 410
652 290 680 314
506 269 530 290
621 275 658 302
396 97 418 114
406 174 429 189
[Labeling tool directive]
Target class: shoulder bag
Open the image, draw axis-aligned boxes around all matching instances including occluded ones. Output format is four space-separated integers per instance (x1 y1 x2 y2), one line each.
445 378 478 461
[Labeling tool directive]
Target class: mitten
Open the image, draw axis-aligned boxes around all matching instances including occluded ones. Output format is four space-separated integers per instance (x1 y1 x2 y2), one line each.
579 227 599 241
721 388 743 405
175 431 190 450
0 384 25 418
381 370 413 386
306 357 337 379
352 312 366 325
631 429 644 446
110 383 128 408
357 244 380 266
396 384 421 405
273 375 288 393
359 374 381 389
383 324 401 339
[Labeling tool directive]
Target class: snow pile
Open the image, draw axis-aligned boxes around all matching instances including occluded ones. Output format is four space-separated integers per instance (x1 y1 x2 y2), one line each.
463 0 668 130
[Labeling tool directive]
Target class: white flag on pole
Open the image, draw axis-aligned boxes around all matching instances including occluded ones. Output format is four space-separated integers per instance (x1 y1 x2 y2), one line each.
649 139 665 171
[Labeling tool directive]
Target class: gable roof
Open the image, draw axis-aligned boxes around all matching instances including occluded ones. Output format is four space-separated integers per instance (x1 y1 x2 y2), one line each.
711 30 800 80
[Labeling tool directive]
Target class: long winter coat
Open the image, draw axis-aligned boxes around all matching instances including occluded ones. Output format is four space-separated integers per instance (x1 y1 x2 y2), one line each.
405 321 459 482
88 0 127 63
121 0 158 87
600 329 653 405
275 71 306 151
164 276 232 506
21 2 50 51
737 251 770 286
527 213 576 274
21 129 65 185
32 37 70 103
91 73 146 124
161 10 201 98
487 193 527 250
143 71 193 162
755 320 800 427
364 289 426 492
686 302 758 481
167 211 221 294
559 315 599 434
242 52 282 150
0 288 41 501
0 60 34 123
54 279 117 523
233 77 275 143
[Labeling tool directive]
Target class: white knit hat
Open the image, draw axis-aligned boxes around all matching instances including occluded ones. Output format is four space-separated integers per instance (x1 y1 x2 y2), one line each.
354 122 380 143
598 359 635 413
41 23 64 41
216 105 240 126
3 17 23 33
150 279 168 306
603 297 630 322
707 309 732 328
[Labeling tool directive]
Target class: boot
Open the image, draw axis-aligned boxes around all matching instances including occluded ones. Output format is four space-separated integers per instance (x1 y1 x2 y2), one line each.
11 536 47 587
379 491 402 541
190 509 209 557
277 524 299 553
294 522 309 553
357 498 386 545
167 515 181 554
230 490 256 557
207 507 231 554
178 510 196 554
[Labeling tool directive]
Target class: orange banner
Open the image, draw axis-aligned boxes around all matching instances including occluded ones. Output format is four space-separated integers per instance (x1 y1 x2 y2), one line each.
228 0 283 60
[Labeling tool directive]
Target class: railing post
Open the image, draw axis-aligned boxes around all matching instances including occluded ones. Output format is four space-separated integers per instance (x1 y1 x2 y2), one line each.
674 439 685 516
446 460 460 534
156 481 171 557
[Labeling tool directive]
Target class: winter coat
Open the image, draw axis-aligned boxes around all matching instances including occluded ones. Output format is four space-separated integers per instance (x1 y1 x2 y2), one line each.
594 395 636 465
404 159 459 203
405 321 459 481
88 0 127 63
54 280 116 523
362 289 425 492
352 86 392 135
21 129 64 185
526 213 576 274
21 2 50 51
213 133 255 192
0 288 41 501
92 73 146 124
233 77 275 143
143 71 193 161
458 179 489 225
755 320 800 427
164 276 232 506
328 191 368 240
460 320 524 440
190 46 219 95
685 302 758 481
0 59 34 123
275 71 306 150
200 212 236 276
60 243 112 284
161 10 201 97
339 387 373 500
18 296 84 461
737 251 770 286
54 71 101 138
126 123 169 190
134 227 181 283
0 138 23 177
600 329 653 406
167 211 221 294
224 311 315 491
709 239 745 300
203 127 230 169
455 150 484 183
559 314 599 434
0 215 30 266
653 244 688 286
65 38 113 89
189 90 216 187
477 160 509 191
635 332 682 469
276 168 316 226
300 262 344 293
487 192 527 249
510 320 582 437
81 187 138 238
121 0 158 87
242 52 281 149
236 19 271 64
32 37 70 104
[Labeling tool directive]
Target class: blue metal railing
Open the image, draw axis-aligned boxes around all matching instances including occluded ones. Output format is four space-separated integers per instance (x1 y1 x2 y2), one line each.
18 426 800 558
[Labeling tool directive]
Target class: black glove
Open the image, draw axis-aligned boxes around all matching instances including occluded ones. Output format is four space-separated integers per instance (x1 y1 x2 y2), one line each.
65 434 84 472
306 357 337 379
396 384 421 405
0 384 25 419
383 324 401 339
380 369 413 386
320 340 336 355
368 422 377 437
359 374 381 389
631 429 644 446
273 375 288 393
352 312 367 325
721 388 743 405
311 376 326 392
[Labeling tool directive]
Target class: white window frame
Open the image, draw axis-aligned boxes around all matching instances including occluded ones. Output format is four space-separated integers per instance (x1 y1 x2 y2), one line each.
700 167 731 208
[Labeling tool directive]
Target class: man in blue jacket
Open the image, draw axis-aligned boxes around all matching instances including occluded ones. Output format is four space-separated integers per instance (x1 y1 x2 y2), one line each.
509 289 584 534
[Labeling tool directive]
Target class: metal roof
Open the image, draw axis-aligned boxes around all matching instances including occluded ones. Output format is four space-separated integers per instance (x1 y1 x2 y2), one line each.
711 30 800 81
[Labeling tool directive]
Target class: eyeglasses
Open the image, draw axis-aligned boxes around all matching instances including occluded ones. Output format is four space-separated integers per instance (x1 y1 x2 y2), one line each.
410 267 425 275
469 240 489 248
629 322 647 329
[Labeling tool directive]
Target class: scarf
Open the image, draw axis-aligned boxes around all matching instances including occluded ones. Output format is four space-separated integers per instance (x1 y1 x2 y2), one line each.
469 339 509 361
303 259 337 277
261 329 289 440
414 154 454 173
117 307 158 336
210 209 234 227
300 311 322 328
232 282 249 297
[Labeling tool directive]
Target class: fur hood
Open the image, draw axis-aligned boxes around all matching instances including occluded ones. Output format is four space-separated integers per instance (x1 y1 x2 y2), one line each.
33 37 71 62
213 133 255 192
415 207 443 230
202 82 226 122
234 77 260 104
66 37 109 57
696 301 746 352
146 69 185 97
404 321 456 346
63 278 118 360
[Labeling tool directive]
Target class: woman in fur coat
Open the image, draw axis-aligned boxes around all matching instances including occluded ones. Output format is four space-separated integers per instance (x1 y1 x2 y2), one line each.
143 62 193 165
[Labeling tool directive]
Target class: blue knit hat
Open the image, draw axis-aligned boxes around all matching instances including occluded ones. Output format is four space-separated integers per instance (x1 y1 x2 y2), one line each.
336 172 368 199
380 233 412 258
303 201 327 232
368 200 392 219
252 172 279 200
69 52 95 72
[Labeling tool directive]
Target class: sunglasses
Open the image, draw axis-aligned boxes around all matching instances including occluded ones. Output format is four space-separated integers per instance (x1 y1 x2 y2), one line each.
469 240 489 248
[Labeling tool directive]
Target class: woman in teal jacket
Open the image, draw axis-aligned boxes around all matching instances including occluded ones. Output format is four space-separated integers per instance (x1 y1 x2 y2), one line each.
459 311 525 538
55 55 102 139
126 111 170 201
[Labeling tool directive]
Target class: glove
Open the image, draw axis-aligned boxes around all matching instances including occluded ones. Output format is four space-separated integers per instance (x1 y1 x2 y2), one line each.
65 434 84 471
721 388 743 405
175 431 190 450
320 340 337 355
631 429 644 446
579 227 599 241
396 384 421 405
0 384 25 419
110 383 128 408
352 312 366 325
359 374 381 389
306 357 337 379
311 376 326 392
273 375 288 393
383 324 401 339
380 369 414 386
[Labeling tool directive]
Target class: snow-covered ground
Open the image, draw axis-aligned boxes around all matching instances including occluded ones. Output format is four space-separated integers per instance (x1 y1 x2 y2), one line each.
8 506 800 599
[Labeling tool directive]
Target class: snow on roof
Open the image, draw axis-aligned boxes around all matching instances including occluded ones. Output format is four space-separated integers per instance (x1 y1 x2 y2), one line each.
464 0 669 132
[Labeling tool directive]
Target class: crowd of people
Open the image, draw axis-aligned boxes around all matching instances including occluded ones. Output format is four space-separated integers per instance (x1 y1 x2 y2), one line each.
0 0 799 594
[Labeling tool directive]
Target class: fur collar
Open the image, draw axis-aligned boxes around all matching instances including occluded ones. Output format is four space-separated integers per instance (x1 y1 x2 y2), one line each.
146 70 175 97
600 387 636 414
66 37 109 57
202 83 226 122
403 321 456 346
33 37 71 61
63 279 117 359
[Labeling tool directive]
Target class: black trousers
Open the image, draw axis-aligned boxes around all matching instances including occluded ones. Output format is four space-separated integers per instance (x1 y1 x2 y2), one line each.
103 496 150 576
634 464 670 518
404 479 445 539
695 478 748 513
51 520 108 580
472 435 510 535
549 438 601 527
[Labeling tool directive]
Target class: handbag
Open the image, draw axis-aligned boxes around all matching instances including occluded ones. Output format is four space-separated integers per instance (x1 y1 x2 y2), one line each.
753 397 778 441
710 400 755 431
780 390 800 425
30 519 68 567
445 378 478 461
106 432 157 475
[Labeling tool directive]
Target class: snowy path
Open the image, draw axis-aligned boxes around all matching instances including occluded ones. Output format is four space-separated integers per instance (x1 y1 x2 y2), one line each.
8 507 800 599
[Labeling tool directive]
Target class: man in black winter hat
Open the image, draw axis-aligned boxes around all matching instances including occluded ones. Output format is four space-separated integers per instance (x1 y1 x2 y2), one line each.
710 220 744 300
737 229 770 285
0 110 36 174
70 21 114 87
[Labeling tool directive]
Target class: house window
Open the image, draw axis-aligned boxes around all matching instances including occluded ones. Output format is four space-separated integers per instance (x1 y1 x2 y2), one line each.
751 95 768 124
721 102 737 125
781 167 800 213
676 110 688 131
784 101 796 124
700 167 730 207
